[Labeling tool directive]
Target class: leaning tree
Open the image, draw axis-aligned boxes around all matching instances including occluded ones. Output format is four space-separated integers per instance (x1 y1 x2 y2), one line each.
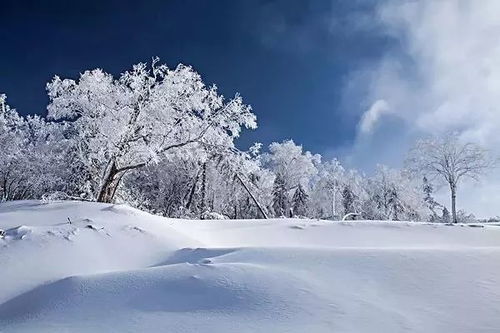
47 58 257 203
406 133 493 223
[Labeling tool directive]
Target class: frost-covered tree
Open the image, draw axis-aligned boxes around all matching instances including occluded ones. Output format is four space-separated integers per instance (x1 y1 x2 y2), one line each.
209 144 271 219
342 170 367 219
0 94 27 200
407 133 493 223
364 165 425 221
121 154 201 216
441 207 450 224
421 176 444 222
272 172 289 217
122 142 271 219
292 184 308 217
262 140 320 192
341 184 357 217
0 95 71 200
422 176 433 203
456 210 476 224
310 159 344 219
20 115 71 199
47 58 257 203
369 166 399 220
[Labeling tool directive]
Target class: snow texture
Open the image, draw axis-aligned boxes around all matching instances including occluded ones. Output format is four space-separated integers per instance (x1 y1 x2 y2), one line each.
1 201 500 332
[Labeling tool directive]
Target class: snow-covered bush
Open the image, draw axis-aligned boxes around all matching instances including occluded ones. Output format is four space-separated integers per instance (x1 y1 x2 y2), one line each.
41 192 71 204
201 211 228 220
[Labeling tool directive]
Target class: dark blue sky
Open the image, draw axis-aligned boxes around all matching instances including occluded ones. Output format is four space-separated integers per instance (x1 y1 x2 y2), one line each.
0 0 391 156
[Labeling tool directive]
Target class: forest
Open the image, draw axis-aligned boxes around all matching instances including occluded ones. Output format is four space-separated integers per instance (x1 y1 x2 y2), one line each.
0 59 493 223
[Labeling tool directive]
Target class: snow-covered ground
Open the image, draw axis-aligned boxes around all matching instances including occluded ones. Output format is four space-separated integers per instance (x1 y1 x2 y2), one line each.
1 201 500 332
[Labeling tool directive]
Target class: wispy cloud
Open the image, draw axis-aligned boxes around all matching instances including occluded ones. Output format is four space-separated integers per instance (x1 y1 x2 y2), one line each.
358 99 391 134
345 0 500 217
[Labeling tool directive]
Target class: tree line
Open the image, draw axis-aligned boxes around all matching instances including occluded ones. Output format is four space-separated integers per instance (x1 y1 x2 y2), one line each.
0 59 493 222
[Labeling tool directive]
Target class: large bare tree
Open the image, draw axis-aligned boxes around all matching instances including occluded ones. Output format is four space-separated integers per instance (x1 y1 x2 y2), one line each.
406 133 494 223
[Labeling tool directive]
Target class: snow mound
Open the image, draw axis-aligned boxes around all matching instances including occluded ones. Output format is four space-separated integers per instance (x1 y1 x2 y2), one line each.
1 201 500 332
0 260 325 332
2 225 32 240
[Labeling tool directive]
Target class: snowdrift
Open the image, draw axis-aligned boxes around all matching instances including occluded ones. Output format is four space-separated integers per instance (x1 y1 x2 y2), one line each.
1 201 500 332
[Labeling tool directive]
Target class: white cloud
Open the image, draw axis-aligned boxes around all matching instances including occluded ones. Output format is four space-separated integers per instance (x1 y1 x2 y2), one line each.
359 99 391 134
346 0 500 217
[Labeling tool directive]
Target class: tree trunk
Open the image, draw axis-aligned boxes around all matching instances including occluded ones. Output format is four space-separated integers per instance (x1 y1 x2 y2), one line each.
97 160 146 203
97 161 120 203
332 184 336 219
450 183 457 223
185 170 200 210
200 162 207 218
235 173 268 219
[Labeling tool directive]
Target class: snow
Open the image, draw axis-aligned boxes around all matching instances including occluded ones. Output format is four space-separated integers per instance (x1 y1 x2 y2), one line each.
1 201 500 332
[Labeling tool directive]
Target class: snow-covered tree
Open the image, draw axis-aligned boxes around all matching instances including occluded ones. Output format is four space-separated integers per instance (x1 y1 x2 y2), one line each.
47 58 257 203
364 165 425 221
0 95 70 200
342 184 356 217
310 159 345 219
272 172 289 217
292 184 308 217
262 140 320 192
0 94 27 200
122 142 271 219
369 166 399 220
210 144 271 219
456 210 476 224
406 133 494 223
441 207 451 224
121 154 201 216
421 176 444 222
422 176 433 204
341 169 367 219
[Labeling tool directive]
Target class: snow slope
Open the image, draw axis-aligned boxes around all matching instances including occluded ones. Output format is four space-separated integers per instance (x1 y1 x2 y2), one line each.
1 201 500 332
